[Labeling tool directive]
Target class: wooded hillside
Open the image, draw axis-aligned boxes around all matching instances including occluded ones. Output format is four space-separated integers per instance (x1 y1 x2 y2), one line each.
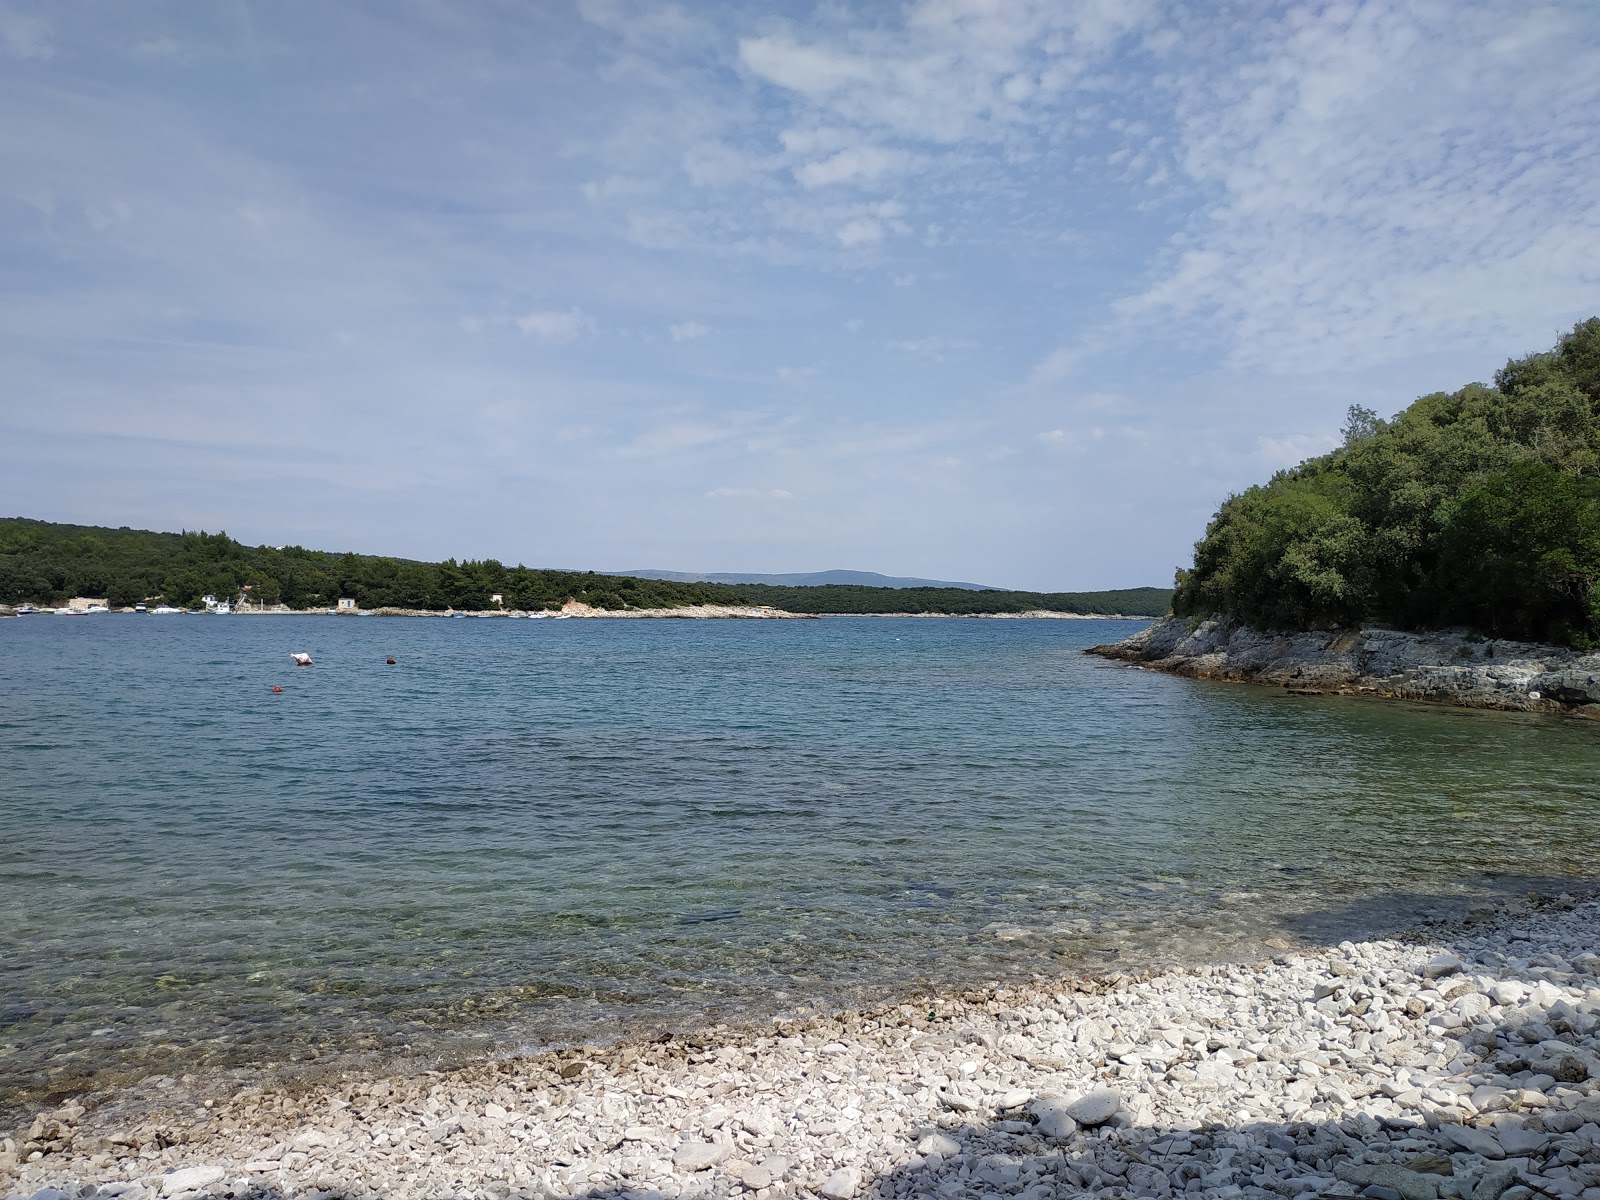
1174 319 1600 647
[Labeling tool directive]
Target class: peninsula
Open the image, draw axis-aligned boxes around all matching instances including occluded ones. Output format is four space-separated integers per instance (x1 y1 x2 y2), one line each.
1093 319 1600 715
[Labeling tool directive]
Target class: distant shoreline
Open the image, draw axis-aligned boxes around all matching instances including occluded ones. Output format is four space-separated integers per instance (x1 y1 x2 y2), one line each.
6 606 1155 621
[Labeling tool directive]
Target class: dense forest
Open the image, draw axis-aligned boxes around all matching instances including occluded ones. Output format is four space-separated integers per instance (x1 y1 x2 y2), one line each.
1174 318 1600 648
0 519 1169 616
0 521 738 612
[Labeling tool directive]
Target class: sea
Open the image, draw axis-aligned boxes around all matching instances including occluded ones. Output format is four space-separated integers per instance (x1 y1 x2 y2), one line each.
3 613 1599 1118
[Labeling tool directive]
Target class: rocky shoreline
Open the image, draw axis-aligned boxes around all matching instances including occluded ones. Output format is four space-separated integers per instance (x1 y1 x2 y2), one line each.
8 894 1600 1200
1089 617 1600 719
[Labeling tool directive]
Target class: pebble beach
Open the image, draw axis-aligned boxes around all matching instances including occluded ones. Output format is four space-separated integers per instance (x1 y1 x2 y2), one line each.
8 894 1600 1200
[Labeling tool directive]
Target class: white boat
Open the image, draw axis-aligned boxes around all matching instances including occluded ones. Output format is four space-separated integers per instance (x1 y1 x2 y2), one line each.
150 605 182 614
211 601 232 615
553 613 572 619
16 604 38 615
135 603 147 613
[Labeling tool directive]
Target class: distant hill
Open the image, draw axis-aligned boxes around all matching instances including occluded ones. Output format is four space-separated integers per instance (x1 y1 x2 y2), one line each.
619 568 1000 590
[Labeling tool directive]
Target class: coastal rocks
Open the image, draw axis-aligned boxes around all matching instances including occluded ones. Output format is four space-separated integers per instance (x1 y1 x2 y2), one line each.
12 898 1600 1200
1088 616 1600 716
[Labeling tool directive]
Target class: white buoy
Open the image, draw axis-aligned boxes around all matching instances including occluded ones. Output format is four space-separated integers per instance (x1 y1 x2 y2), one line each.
290 652 313 666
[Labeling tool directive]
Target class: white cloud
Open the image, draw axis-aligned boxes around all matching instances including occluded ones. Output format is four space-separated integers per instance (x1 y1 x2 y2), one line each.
516 309 594 343
1116 2 1600 371
739 3 1158 144
836 217 883 246
1256 431 1338 470
668 321 711 341
793 145 913 189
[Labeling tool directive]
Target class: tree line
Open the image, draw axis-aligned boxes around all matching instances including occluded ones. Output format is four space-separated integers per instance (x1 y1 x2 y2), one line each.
735 584 1172 616
1174 318 1600 648
0 519 1169 616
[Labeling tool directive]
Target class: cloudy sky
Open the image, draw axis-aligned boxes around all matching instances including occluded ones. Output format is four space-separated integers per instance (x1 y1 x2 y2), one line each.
3 1 1598 589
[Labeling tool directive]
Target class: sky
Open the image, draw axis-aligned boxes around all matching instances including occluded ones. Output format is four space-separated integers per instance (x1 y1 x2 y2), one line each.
3 1 1598 591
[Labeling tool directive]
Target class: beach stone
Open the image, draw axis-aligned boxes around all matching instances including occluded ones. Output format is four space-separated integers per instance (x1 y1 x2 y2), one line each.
1029 1097 1079 1138
160 1167 224 1195
1491 982 1529 1007
1064 1088 1123 1126
673 1141 729 1172
28 1190 69 1200
1425 956 1466 981
1440 1125 1505 1160
937 1087 980 1113
1126 1163 1172 1197
1496 1125 1549 1155
740 1156 788 1189
1407 1154 1455 1176
995 1088 1032 1110
1474 1165 1519 1200
819 1165 860 1199
1335 1162 1441 1200
916 1132 961 1158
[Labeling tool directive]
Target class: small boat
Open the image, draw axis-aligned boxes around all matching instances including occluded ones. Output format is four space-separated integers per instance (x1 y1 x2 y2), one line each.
16 604 38 615
59 608 88 617
553 613 572 619
150 605 182 614
135 603 147 613
290 652 314 666
211 601 232 615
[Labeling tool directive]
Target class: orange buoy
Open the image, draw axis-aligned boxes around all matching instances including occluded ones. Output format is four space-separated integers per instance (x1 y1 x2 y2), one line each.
386 657 396 665
272 686 283 693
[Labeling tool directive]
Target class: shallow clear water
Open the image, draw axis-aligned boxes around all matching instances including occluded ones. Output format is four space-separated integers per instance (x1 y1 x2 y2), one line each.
2 614 1598 1114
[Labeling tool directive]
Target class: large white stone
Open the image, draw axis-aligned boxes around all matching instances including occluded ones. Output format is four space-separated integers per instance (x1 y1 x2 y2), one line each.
916 1132 961 1158
673 1141 729 1171
1423 955 1464 980
1439 1124 1504 1160
161 1167 225 1196
819 1166 860 1199
1064 1088 1122 1126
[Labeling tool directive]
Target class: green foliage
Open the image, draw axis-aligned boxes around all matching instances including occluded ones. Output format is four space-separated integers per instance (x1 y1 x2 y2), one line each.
1174 318 1600 646
0 518 1172 617
0 521 748 612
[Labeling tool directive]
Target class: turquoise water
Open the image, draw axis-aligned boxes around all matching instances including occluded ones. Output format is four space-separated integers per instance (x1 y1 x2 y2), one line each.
2 614 1599 1114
